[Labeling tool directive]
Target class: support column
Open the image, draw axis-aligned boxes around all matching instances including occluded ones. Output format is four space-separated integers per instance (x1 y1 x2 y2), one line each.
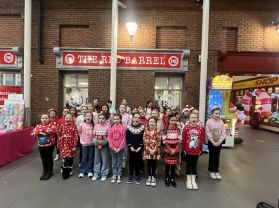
110 0 118 110
199 0 210 125
24 0 32 126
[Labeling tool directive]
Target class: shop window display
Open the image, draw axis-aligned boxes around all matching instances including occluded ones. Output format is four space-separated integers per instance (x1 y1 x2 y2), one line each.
154 77 182 108
63 74 88 110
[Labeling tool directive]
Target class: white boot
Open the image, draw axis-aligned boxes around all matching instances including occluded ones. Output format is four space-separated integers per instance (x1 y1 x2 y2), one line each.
186 175 192 190
191 175 198 190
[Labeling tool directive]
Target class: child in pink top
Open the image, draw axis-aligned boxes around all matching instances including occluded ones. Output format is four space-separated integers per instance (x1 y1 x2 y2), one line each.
108 114 126 184
92 113 110 181
119 104 131 169
206 108 226 180
78 112 94 178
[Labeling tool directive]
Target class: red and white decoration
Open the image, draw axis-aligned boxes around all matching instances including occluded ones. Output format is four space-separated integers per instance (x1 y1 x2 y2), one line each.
254 89 272 117
242 91 252 123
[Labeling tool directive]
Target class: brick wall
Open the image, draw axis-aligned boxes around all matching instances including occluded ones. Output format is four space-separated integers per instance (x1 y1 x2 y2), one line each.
0 0 279 124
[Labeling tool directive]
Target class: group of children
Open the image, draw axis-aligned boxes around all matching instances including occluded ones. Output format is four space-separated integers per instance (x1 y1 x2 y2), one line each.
33 99 226 190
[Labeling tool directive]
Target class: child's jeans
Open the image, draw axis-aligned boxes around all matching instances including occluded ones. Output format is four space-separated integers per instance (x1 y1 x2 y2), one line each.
111 149 124 177
80 145 94 174
94 146 109 177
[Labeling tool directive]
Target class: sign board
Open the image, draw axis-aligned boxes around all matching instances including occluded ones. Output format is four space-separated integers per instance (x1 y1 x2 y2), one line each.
0 86 22 105
54 48 190 72
233 77 279 90
210 75 232 90
0 48 23 69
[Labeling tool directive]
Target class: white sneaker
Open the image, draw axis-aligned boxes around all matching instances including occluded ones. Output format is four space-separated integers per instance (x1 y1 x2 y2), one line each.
78 173 84 178
151 176 157 187
111 176 116 183
88 173 93 178
69 171 73 176
117 176 122 184
215 172 222 180
54 154 59 161
210 172 217 180
60 168 63 173
92 175 98 181
191 175 198 190
186 175 193 190
146 176 152 186
101 176 107 181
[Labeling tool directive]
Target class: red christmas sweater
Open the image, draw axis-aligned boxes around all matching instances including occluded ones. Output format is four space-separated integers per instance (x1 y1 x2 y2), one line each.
49 118 58 127
182 124 205 156
32 122 57 147
162 125 182 165
57 122 78 158
143 128 161 160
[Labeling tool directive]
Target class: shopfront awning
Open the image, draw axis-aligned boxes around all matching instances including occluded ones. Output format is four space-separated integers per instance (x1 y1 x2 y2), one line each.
217 51 279 74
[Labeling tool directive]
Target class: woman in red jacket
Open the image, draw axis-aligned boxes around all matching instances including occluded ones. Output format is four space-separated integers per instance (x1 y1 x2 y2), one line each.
32 114 57 180
182 113 205 190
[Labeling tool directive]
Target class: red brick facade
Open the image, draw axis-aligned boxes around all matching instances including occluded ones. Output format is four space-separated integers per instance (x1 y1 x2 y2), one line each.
0 0 279 125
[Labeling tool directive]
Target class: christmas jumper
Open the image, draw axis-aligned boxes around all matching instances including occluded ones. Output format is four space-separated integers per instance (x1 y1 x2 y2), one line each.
78 122 94 146
108 124 126 151
126 123 144 149
32 122 57 147
182 124 205 155
143 128 161 160
205 118 226 144
162 124 182 165
93 123 110 149
57 122 78 158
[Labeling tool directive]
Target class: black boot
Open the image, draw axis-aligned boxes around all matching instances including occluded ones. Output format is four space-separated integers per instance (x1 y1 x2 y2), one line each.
62 167 69 180
170 177 177 187
40 170 47 180
44 171 53 180
165 177 170 187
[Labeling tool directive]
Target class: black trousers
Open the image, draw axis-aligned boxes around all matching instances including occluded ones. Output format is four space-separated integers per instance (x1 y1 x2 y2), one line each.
55 135 60 154
39 145 55 175
165 164 175 178
129 150 141 177
208 142 222 172
78 136 82 163
147 159 157 176
185 154 199 175
62 157 74 180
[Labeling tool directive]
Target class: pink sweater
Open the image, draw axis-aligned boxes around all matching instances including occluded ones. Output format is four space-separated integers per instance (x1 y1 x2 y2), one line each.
108 124 126 151
205 118 226 144
78 123 94 146
121 113 132 128
93 123 110 142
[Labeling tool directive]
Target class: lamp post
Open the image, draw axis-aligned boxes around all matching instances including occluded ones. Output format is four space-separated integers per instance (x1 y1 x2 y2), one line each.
199 0 210 125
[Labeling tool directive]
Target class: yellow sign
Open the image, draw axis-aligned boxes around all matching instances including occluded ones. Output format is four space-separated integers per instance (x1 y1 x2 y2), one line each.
233 77 279 90
212 75 232 90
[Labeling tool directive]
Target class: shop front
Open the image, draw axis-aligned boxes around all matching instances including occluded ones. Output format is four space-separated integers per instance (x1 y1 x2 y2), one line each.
232 77 279 132
53 47 190 109
0 47 34 166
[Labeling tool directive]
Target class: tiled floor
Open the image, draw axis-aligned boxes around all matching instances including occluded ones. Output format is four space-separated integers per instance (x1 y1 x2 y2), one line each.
0 126 278 208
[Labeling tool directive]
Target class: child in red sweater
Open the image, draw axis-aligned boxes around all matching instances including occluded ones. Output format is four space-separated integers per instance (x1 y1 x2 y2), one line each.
162 115 181 187
57 113 78 180
32 114 57 180
182 113 205 190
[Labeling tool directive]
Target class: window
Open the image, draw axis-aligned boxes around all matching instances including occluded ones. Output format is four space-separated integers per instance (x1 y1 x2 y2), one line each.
63 73 88 110
154 76 182 108
0 72 21 86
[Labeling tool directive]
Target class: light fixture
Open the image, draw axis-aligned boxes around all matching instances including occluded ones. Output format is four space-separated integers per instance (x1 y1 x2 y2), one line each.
272 20 279 34
126 22 137 40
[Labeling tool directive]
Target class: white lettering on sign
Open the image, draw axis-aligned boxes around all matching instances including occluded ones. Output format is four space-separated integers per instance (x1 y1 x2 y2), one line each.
4 53 14 63
139 57 145 64
153 57 159 65
168 56 179 67
146 57 152 65
125 57 131 64
65 54 75 64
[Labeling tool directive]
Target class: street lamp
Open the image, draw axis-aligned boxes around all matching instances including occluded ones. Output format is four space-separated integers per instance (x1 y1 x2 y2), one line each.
126 22 137 40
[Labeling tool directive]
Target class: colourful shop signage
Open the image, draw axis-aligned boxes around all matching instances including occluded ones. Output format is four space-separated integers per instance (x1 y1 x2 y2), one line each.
0 86 22 105
210 75 232 90
0 48 23 69
53 48 190 71
233 77 279 90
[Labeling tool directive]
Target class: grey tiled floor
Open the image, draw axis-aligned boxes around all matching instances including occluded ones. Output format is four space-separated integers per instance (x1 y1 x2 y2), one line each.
0 126 278 208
